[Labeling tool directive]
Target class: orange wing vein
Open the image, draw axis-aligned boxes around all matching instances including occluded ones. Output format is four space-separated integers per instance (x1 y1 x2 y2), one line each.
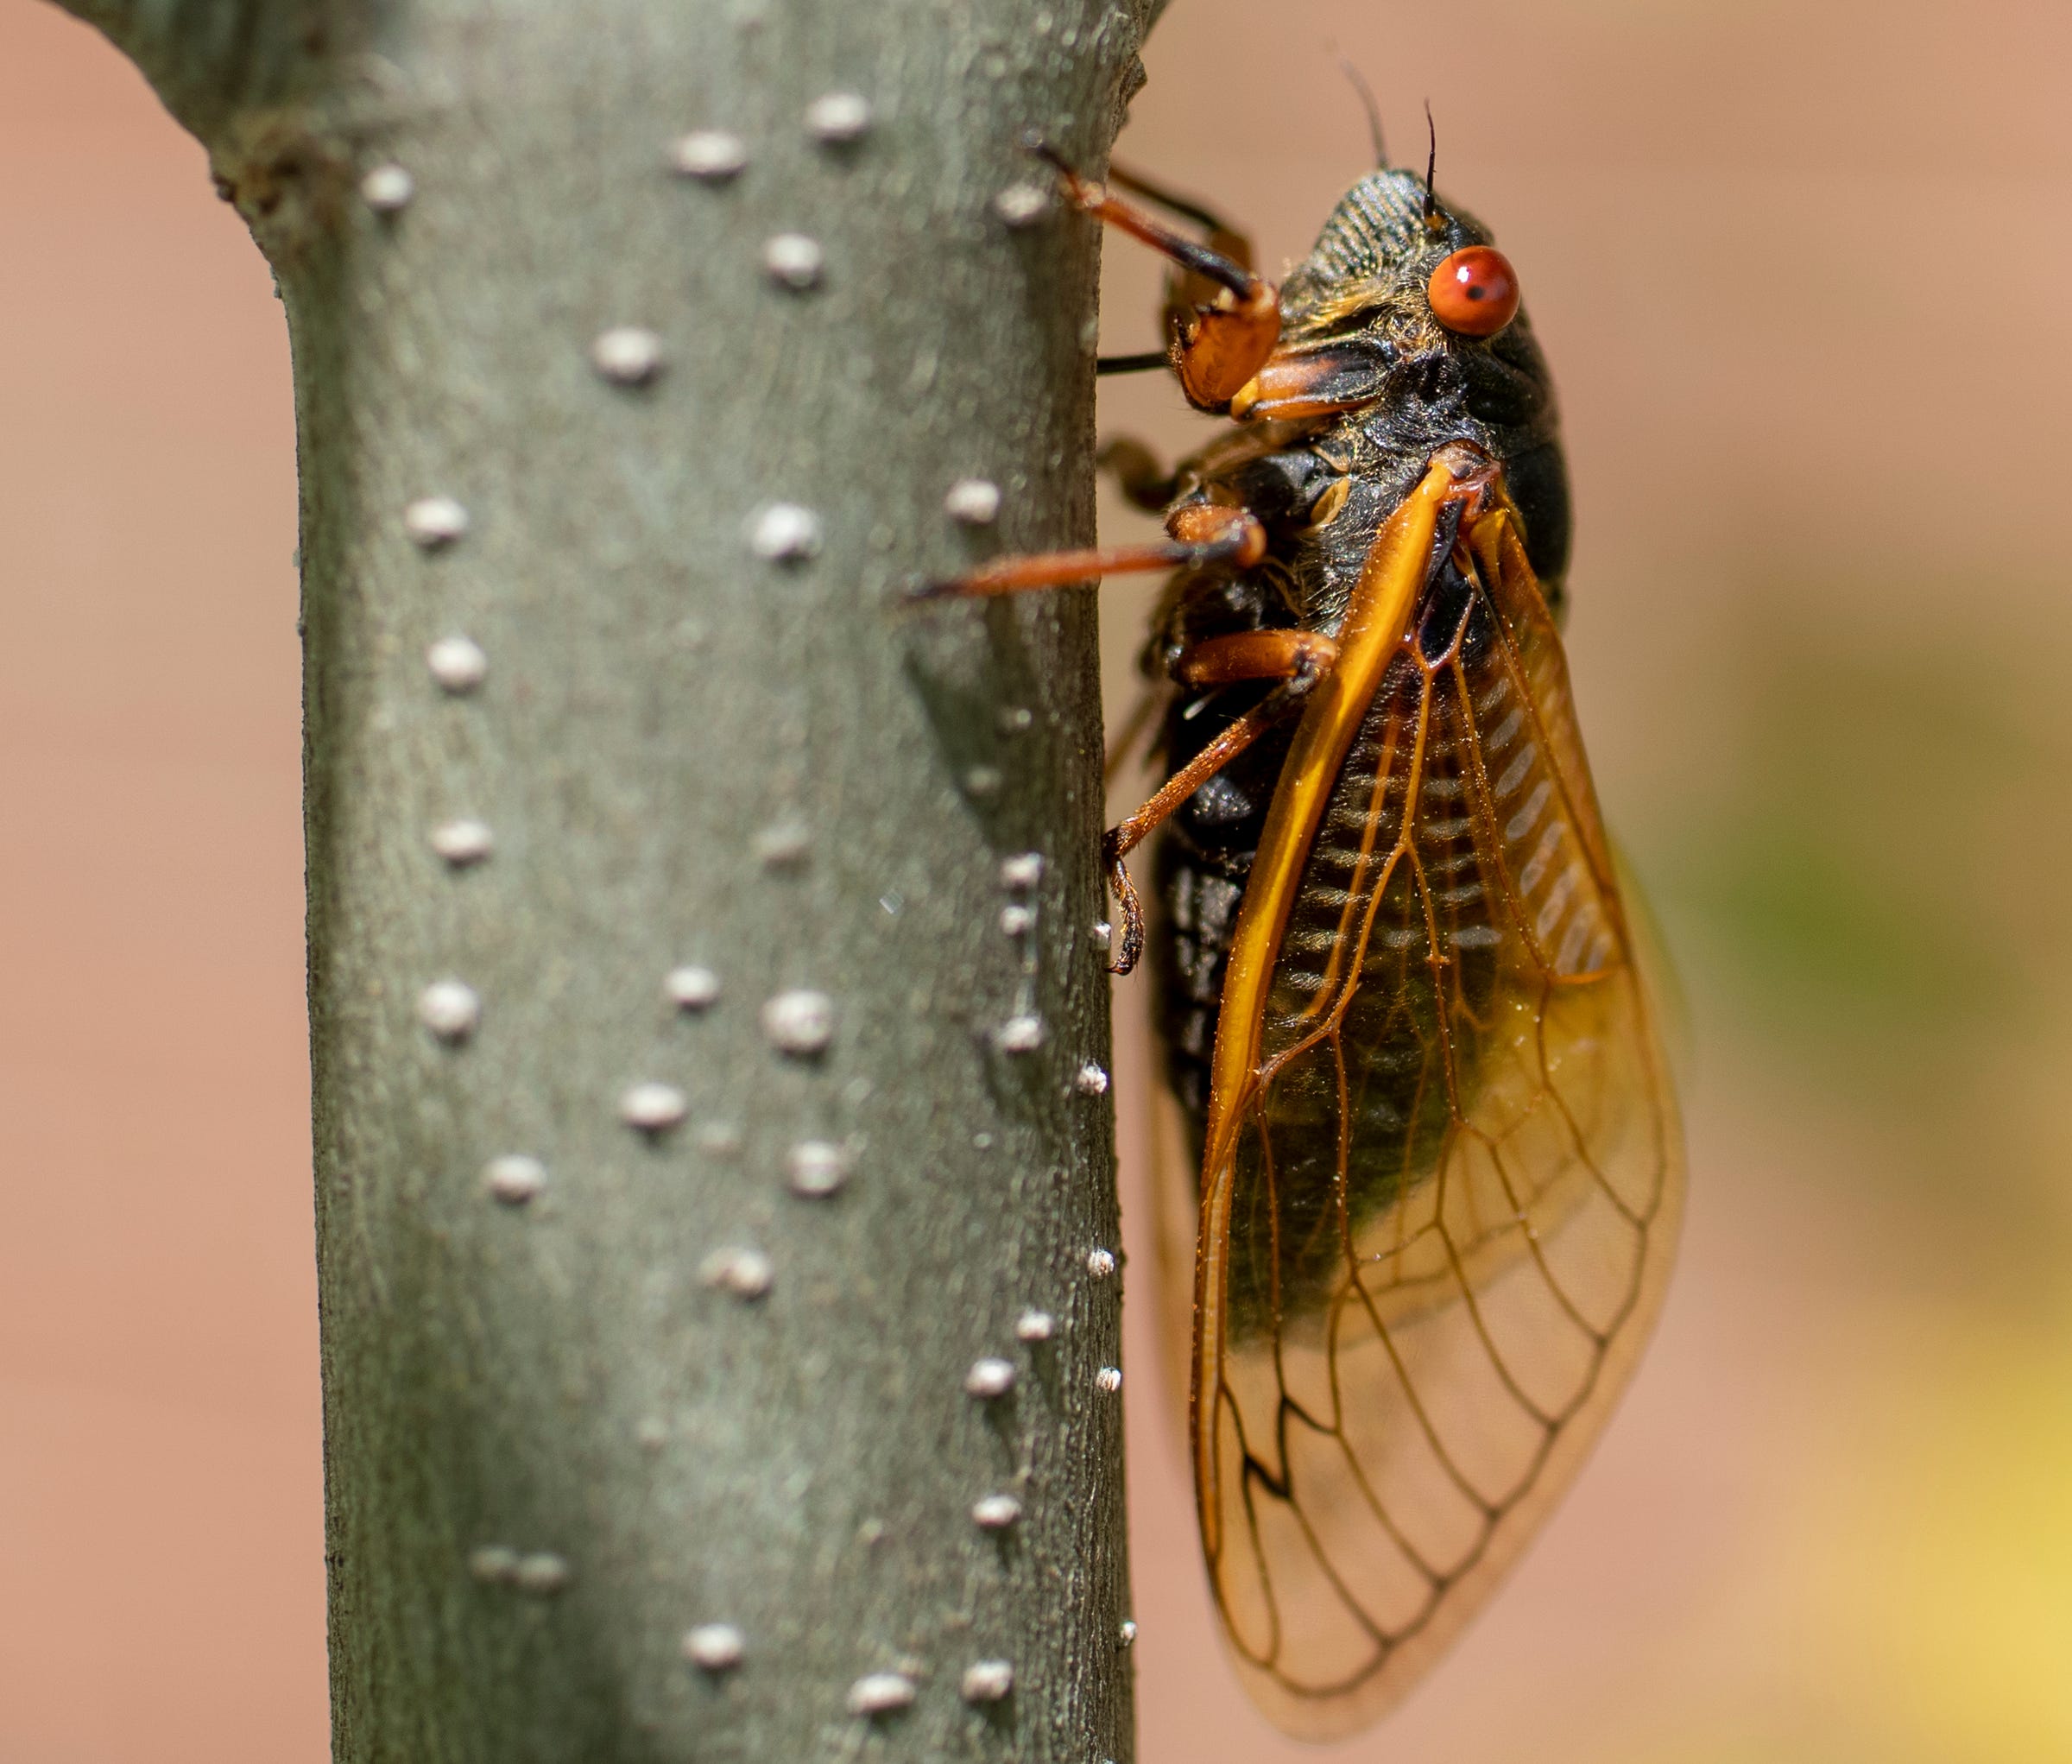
1189 461 1685 1739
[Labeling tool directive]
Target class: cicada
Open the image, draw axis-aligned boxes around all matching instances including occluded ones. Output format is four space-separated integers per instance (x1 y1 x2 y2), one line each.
922 130 1684 1740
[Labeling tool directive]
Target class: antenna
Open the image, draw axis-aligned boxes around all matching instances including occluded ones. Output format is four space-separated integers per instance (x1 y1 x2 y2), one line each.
1338 57 1388 168
1422 101 1442 229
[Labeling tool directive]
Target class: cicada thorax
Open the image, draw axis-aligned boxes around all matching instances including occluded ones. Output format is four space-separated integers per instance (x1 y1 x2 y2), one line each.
1276 168 1573 607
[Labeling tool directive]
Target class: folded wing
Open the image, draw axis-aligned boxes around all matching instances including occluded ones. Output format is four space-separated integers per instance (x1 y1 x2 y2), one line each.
1193 490 1684 1739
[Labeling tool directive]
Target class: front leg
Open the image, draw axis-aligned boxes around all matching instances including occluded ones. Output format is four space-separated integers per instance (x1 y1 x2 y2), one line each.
1029 140 1281 414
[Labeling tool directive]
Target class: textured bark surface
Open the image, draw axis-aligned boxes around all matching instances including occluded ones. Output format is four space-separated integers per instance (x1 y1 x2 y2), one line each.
53 0 1160 1756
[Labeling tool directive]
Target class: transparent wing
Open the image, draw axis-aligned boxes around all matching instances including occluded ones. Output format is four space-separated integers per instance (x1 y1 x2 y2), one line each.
1193 501 1684 1740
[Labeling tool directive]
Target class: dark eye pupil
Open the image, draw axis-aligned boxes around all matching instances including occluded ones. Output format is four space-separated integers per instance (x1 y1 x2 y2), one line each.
1465 285 1486 300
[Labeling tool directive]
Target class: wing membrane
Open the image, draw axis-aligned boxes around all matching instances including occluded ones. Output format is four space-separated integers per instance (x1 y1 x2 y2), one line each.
1192 490 1684 1738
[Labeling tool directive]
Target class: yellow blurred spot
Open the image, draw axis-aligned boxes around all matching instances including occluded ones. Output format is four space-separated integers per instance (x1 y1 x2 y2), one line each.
1807 1313 2072 1760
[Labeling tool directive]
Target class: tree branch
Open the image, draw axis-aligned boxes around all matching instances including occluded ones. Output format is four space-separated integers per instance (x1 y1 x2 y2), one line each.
50 0 1163 1755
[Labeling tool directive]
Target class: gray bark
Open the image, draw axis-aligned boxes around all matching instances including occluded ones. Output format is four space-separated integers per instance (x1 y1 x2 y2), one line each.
51 1 1161 1756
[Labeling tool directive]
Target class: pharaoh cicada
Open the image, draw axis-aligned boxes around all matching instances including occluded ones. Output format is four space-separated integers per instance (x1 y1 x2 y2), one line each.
922 129 1684 1739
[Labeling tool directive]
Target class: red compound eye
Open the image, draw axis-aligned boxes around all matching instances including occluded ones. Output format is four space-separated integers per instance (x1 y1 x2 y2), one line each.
1428 246 1519 338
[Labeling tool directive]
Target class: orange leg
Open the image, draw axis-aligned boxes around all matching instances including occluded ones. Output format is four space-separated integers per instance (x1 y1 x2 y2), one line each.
1102 629 1339 976
1106 163 1256 269
915 502 1263 601
1105 163 1260 340
1029 139 1281 414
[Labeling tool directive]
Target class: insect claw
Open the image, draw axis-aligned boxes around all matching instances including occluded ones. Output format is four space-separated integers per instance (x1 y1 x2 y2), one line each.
1102 840 1146 976
1024 134 1097 205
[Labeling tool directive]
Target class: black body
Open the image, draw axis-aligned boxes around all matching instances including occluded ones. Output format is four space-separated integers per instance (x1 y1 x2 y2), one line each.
1147 169 1569 1160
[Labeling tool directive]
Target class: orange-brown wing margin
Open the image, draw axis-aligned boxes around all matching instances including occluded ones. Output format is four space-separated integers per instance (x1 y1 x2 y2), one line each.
1191 461 1685 1740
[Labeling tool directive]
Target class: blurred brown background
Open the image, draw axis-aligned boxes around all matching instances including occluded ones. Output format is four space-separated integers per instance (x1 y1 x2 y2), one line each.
7 1 2072 1758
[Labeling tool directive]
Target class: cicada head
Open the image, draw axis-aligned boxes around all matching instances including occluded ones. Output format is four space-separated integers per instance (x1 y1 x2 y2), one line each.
1278 168 1571 588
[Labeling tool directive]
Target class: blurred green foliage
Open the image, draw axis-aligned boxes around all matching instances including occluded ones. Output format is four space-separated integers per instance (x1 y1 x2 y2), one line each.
1647 592 2060 1054
1631 585 2072 1279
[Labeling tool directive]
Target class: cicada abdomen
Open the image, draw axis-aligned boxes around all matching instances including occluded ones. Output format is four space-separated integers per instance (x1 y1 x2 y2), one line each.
1186 468 1680 1736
